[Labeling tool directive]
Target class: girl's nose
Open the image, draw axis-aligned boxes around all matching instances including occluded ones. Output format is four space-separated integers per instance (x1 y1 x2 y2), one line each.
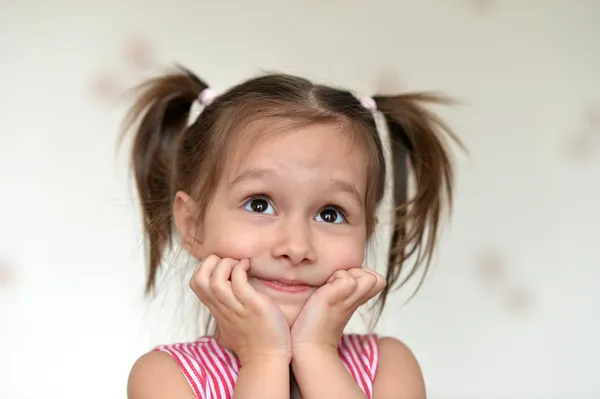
270 217 316 266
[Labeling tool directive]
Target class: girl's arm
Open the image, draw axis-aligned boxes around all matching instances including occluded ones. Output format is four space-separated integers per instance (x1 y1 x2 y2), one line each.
233 355 291 399
372 337 426 399
291 337 426 399
127 351 291 399
291 345 367 399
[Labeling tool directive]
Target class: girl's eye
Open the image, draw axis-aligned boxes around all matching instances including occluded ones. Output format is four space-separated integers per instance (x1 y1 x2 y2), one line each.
315 207 347 224
243 196 275 215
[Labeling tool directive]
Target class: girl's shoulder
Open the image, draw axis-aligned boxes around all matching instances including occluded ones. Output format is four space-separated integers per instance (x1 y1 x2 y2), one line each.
338 334 426 398
127 336 239 399
372 335 426 399
128 349 197 399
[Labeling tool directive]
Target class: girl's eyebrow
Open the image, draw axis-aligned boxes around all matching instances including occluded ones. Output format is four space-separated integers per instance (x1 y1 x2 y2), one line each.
229 168 363 208
329 180 363 208
229 168 276 188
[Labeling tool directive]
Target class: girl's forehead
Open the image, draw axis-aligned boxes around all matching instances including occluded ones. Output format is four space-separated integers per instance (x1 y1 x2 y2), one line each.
225 120 370 180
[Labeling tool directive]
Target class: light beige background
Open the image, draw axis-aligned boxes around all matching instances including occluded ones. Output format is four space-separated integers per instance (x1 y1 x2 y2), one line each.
1 1 599 398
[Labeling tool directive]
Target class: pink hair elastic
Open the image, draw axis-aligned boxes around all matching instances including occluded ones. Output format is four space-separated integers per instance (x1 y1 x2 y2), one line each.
360 96 377 111
199 88 219 106
187 88 219 127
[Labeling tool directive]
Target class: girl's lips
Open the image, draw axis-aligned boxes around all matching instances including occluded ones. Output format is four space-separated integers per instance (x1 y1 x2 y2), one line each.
256 277 313 293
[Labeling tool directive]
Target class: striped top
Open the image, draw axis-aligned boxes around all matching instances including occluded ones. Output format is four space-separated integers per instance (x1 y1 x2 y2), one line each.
155 334 379 399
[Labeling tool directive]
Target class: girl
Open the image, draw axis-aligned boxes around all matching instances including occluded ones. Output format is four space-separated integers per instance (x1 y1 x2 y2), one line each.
124 67 459 399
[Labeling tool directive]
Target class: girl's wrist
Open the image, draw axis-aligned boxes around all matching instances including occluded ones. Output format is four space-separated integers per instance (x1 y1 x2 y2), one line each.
239 352 292 368
291 342 339 368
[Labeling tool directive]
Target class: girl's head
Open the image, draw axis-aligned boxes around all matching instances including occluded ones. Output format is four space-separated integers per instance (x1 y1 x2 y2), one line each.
124 67 459 327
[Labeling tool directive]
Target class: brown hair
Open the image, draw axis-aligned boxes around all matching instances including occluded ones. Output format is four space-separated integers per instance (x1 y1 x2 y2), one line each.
122 66 461 326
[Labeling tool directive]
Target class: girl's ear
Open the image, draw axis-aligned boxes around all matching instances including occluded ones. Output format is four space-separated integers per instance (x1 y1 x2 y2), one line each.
173 191 204 257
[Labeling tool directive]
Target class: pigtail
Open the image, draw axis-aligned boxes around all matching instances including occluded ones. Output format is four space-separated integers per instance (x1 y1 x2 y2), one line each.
373 93 463 315
121 67 209 293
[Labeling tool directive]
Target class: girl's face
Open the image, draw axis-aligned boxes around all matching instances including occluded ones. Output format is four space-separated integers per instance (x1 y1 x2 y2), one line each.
190 122 369 326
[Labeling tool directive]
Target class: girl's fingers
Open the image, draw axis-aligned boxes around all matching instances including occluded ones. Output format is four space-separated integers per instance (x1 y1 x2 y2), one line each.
231 259 259 307
360 267 387 301
344 268 374 304
324 270 357 304
190 254 221 300
211 258 244 312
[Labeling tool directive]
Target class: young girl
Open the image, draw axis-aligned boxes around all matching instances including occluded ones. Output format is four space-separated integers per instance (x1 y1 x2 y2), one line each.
124 67 459 399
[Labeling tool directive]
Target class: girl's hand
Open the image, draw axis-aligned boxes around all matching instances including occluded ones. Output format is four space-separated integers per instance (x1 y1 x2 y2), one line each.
190 255 292 366
290 267 386 353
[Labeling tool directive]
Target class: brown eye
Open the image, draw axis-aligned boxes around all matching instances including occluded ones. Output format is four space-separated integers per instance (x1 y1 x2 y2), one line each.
251 199 268 212
316 207 345 224
244 196 274 214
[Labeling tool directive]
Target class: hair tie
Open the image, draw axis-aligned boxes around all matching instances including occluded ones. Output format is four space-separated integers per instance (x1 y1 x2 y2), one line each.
360 96 377 111
187 88 218 127
199 88 219 106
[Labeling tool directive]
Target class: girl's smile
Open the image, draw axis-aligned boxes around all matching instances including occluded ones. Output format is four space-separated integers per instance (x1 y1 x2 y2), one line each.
255 277 314 293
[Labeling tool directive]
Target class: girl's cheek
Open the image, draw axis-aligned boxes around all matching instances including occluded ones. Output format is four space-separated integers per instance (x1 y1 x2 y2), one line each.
211 223 269 259
322 239 366 273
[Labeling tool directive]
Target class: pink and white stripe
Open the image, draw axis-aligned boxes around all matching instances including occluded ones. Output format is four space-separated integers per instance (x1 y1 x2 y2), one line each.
155 334 379 399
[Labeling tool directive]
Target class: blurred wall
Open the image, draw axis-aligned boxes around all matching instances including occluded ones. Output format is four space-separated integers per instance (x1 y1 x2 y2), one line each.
1 1 599 398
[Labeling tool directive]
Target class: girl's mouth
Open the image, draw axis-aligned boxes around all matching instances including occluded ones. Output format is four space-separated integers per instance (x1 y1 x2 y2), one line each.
255 277 313 293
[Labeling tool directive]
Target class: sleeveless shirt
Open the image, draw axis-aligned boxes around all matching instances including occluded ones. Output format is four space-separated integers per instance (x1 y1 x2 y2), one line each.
155 333 379 399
